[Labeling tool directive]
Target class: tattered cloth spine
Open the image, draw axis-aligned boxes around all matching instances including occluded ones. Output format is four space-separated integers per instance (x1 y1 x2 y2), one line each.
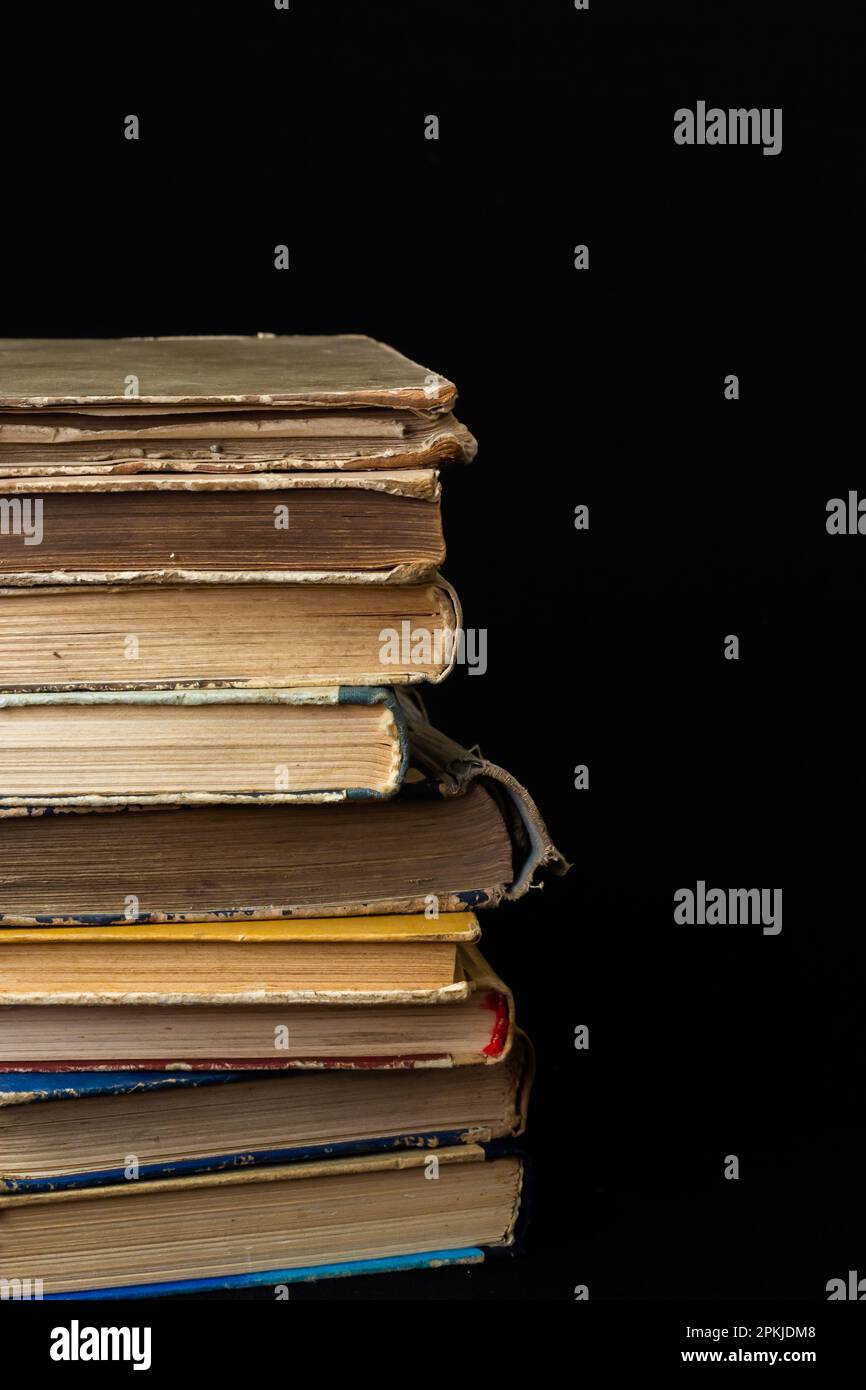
396 689 571 900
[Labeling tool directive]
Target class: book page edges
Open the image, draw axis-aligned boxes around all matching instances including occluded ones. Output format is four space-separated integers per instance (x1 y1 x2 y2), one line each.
0 944 496 1009
0 469 441 499
0 685 406 809
0 979 471 1008
0 580 460 692
0 423 476 473
0 562 444 587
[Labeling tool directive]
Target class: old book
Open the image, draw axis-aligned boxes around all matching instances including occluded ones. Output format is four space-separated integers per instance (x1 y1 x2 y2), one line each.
0 410 476 475
0 702 566 922
0 471 444 582
0 914 481 1005
0 708 566 923
0 1033 532 1192
0 580 460 689
0 1145 523 1297
0 337 475 482
0 335 459 413
0 687 408 808
0 945 513 1070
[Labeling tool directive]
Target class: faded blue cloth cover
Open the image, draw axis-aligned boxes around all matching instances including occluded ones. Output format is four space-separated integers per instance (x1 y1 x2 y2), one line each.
17 1144 528 1298
0 1070 234 1102
44 1248 488 1299
1 1071 506 1192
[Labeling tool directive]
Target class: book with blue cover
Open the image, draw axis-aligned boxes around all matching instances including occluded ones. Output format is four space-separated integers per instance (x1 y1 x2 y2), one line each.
46 1249 493 1300
0 1034 531 1193
0 1144 525 1298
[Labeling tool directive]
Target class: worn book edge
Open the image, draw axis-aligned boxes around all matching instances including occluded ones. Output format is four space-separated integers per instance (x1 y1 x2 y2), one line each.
0 684 409 811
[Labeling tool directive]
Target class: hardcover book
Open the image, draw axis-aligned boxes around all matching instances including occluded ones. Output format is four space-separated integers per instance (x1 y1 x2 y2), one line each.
0 1144 524 1298
0 470 446 584
0 1032 532 1191
0 335 460 413
0 335 476 475
0 579 460 689
0 944 514 1070
0 686 408 808
0 412 475 475
0 913 481 1005
0 703 566 922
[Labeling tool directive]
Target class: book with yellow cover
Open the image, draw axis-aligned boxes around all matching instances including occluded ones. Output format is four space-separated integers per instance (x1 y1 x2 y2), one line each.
0 913 480 1004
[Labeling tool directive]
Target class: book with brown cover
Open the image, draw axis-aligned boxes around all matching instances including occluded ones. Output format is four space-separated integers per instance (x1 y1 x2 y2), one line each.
0 470 446 584
0 335 458 412
0 335 476 476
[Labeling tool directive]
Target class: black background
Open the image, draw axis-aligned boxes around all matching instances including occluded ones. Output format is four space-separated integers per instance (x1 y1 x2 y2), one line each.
2 0 865 1304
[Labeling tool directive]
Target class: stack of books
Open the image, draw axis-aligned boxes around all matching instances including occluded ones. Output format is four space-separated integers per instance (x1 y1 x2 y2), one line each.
0 335 565 1299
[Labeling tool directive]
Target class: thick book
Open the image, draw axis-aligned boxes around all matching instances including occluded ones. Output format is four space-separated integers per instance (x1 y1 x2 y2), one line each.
0 913 481 1005
0 470 446 583
0 411 475 475
0 944 514 1070
0 579 460 690
0 686 409 809
0 334 476 475
0 706 566 923
0 1144 524 1298
0 1032 532 1191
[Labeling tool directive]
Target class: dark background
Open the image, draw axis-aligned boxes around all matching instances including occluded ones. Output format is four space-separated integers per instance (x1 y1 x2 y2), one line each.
2 1 865 1302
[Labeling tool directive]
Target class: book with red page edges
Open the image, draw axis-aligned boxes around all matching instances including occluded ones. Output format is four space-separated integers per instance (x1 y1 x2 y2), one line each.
0 945 515 1072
